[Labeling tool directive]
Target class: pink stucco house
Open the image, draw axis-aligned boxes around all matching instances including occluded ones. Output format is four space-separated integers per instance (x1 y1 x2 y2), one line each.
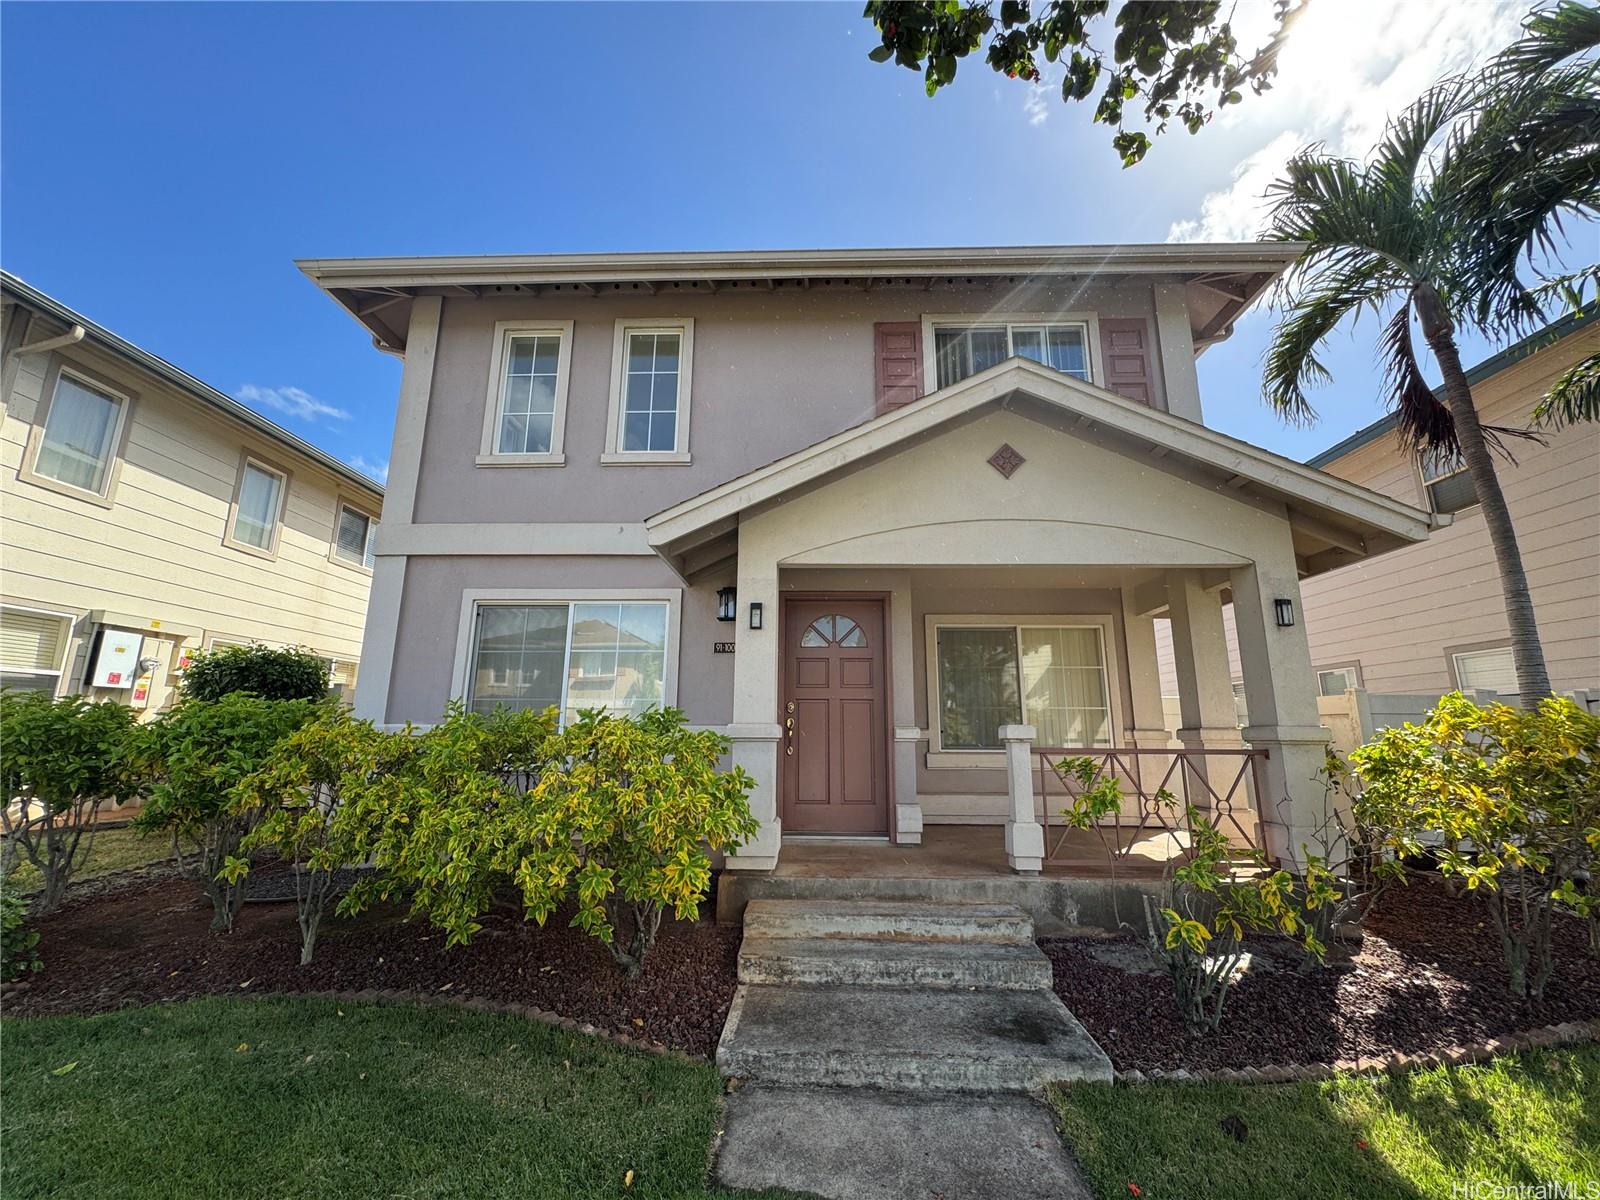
301 245 1438 890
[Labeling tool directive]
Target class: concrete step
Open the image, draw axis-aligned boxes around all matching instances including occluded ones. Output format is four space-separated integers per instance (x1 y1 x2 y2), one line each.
738 935 1053 990
741 898 1035 944
716 983 1113 1093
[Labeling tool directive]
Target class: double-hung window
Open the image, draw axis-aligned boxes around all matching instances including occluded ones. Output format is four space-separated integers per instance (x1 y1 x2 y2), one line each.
466 599 671 723
1452 646 1517 695
29 368 129 497
604 318 694 463
480 321 573 465
227 456 287 555
333 503 378 568
932 620 1113 751
1419 447 1477 514
931 321 1090 390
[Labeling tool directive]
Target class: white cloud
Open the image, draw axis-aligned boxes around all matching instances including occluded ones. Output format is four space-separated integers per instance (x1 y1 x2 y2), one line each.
237 383 350 424
1023 84 1050 126
347 455 388 484
1167 0 1525 242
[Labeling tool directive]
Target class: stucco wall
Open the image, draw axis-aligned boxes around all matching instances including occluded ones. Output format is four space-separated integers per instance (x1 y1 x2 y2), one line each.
409 281 1169 526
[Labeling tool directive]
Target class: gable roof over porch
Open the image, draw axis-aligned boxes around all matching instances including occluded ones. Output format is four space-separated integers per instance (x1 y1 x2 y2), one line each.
645 358 1442 580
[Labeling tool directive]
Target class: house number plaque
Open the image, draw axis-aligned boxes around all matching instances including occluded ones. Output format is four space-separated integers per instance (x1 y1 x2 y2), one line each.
713 642 736 654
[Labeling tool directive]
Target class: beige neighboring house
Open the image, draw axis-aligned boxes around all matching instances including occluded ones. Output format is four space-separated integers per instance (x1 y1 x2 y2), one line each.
303 243 1445 879
1156 311 1599 717
0 271 383 714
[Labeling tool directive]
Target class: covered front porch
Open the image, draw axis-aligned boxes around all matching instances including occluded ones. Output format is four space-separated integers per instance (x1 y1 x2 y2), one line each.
647 359 1436 889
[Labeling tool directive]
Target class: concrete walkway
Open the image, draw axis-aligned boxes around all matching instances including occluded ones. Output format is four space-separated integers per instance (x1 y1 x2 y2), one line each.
712 899 1110 1200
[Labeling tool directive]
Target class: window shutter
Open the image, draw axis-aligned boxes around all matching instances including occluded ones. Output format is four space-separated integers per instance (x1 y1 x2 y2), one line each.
1098 318 1153 406
0 609 69 672
874 322 924 414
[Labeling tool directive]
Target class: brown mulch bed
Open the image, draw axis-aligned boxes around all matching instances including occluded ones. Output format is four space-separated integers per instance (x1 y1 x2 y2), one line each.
1043 880 1600 1073
4 874 741 1058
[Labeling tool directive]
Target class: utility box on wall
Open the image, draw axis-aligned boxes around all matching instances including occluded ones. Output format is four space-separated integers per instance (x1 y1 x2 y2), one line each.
88 628 144 689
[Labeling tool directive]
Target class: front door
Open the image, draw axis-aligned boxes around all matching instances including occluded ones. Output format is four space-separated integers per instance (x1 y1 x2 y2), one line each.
782 597 889 835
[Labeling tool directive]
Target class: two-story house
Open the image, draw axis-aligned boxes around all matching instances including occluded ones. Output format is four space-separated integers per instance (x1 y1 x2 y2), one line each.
302 246 1437 877
1 272 383 712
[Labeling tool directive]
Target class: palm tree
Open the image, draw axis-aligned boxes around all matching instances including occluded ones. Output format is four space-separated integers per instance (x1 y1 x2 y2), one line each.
1261 2 1599 701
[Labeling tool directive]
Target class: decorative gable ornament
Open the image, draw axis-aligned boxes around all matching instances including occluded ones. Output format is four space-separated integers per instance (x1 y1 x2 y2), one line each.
987 443 1025 479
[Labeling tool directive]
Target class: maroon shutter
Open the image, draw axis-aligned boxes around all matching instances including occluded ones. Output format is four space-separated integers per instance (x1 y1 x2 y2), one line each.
874 322 923 414
1099 318 1153 406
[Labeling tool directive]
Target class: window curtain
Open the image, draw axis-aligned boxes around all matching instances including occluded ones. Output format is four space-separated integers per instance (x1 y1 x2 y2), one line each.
1019 627 1110 746
37 376 119 491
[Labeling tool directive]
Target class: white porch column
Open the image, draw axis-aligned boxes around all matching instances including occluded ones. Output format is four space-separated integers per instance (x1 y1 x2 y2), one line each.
724 525 782 871
1119 587 1171 749
1231 545 1331 870
1000 724 1044 874
888 571 923 843
1165 571 1243 753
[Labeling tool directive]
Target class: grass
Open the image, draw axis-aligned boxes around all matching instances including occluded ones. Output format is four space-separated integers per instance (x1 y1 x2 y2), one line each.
1051 1045 1600 1200
2 996 803 1200
8 825 172 894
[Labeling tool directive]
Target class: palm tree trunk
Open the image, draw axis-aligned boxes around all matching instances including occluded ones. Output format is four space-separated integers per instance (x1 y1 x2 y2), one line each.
1416 289 1552 700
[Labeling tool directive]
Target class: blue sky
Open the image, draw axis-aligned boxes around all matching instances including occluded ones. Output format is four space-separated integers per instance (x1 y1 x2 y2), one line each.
2 1 1540 484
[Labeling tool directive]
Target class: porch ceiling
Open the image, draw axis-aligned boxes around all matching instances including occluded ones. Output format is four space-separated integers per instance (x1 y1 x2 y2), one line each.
645 358 1441 580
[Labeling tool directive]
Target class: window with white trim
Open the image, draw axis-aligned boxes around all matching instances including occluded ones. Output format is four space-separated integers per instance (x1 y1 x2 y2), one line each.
934 623 1111 750
1316 666 1360 696
1420 447 1477 514
229 459 286 552
467 601 668 723
604 319 694 461
34 370 126 494
484 323 574 460
333 504 377 568
0 606 71 695
1453 646 1517 694
933 322 1089 390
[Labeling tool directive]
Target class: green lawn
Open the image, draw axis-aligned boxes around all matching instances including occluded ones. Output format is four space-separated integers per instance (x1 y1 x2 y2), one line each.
1052 1045 1600 1200
8 825 171 894
2 997 802 1200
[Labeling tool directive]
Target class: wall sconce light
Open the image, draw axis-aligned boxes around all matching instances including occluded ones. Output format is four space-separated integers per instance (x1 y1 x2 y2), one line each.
749 602 764 631
1274 598 1295 628
716 586 737 622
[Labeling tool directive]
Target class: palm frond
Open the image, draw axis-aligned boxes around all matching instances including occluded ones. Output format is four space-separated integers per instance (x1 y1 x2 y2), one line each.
1372 76 1473 204
1262 255 1390 423
1265 151 1426 271
1532 349 1600 425
1489 0 1600 81
1381 304 1457 455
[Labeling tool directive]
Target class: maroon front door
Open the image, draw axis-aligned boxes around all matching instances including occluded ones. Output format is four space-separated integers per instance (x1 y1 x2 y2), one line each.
782 598 889 835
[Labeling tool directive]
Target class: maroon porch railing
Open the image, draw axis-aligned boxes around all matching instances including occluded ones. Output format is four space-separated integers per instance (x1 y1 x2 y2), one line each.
1034 745 1270 866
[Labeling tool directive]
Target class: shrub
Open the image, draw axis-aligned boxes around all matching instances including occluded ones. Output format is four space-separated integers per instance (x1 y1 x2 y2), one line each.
133 695 322 931
180 643 330 703
1351 692 1600 1000
228 709 416 965
517 708 758 977
0 693 144 914
1 886 42 982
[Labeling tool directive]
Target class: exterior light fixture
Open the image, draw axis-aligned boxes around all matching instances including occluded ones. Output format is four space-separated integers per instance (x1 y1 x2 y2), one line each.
1274 598 1295 628
749 602 763 631
716 586 737 622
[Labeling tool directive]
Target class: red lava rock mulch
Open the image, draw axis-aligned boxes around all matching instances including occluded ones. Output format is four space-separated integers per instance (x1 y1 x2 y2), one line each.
1042 880 1600 1074
5 874 741 1058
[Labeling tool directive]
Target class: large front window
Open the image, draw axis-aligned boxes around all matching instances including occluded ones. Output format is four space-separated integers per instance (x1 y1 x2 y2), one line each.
933 322 1089 390
934 623 1111 750
467 601 668 722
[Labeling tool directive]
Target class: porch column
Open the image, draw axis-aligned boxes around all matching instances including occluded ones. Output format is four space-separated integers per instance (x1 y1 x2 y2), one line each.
1165 571 1243 754
1000 724 1044 874
888 572 923 844
724 525 782 871
1119 587 1171 750
1231 543 1331 870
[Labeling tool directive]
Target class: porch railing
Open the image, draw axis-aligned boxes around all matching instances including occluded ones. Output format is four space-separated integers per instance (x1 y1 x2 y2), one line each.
1037 745 1269 864
1008 738 1269 870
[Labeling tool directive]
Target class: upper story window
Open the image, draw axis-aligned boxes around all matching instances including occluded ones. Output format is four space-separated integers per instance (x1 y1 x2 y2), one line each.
603 318 694 464
1420 447 1477 514
29 367 129 498
333 502 378 569
479 321 574 466
932 321 1090 390
226 455 288 557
